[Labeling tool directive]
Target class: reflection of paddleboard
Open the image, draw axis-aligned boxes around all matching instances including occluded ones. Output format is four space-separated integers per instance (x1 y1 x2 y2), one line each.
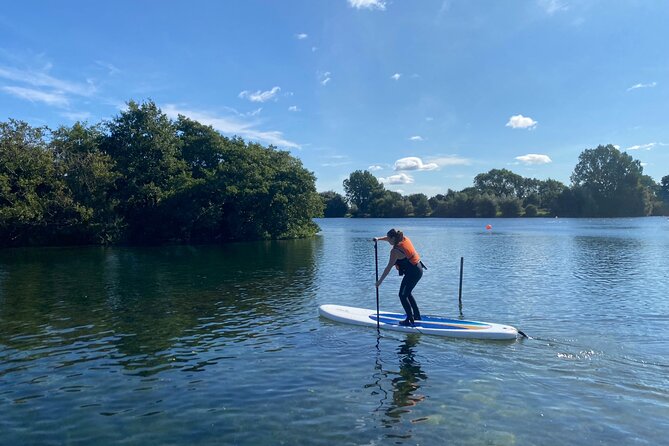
319 304 519 340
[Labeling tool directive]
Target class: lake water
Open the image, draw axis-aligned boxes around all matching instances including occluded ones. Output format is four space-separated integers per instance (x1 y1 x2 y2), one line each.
1 218 668 445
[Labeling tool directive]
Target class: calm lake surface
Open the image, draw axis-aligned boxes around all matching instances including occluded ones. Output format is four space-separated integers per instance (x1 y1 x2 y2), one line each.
1 218 668 445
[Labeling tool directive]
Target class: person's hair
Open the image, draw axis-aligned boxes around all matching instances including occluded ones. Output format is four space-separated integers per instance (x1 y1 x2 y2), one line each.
386 228 404 242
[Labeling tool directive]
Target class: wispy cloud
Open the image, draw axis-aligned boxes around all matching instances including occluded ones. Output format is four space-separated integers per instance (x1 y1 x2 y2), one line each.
95 61 121 76
321 155 351 167
319 71 332 86
394 157 439 171
428 155 471 166
506 114 537 129
625 142 667 151
538 0 568 15
348 0 386 11
0 65 96 97
295 33 308 40
515 153 552 165
288 105 300 112
627 82 657 92
238 86 281 102
163 104 300 149
391 73 401 81
1 86 69 107
379 173 414 185
409 136 424 141
368 165 384 171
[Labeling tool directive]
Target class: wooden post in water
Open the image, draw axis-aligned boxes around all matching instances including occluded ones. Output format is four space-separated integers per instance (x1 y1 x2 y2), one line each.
458 256 464 316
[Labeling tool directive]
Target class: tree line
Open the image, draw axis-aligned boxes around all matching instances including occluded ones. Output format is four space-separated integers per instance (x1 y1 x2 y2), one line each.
321 145 669 218
0 101 322 247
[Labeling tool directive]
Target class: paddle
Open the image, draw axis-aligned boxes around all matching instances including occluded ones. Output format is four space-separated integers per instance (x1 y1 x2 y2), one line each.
374 239 380 331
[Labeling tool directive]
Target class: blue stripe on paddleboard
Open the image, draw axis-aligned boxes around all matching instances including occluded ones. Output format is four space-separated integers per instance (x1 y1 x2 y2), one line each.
370 315 491 330
373 313 491 327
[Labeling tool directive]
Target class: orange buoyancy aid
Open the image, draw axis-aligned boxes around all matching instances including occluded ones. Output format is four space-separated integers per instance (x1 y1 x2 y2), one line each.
395 237 421 266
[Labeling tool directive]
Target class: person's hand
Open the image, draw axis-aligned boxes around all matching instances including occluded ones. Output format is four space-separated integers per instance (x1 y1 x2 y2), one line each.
375 280 382 288
372 237 378 242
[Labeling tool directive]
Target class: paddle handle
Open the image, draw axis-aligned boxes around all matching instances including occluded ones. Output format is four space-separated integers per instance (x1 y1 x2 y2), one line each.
374 240 380 330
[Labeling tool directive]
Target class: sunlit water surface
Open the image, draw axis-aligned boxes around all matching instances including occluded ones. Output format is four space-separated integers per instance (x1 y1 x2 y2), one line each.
1 218 668 445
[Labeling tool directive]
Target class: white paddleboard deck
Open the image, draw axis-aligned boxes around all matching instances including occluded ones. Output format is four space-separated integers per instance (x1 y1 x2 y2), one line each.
319 304 518 340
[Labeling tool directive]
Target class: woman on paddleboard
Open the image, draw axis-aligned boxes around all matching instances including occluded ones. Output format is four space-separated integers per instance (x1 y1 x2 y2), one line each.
374 229 426 326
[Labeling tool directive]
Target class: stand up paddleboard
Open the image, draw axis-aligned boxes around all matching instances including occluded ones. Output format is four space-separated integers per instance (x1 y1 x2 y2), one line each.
319 304 519 340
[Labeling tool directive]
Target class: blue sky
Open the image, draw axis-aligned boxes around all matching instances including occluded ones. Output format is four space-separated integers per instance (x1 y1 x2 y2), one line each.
1 0 667 196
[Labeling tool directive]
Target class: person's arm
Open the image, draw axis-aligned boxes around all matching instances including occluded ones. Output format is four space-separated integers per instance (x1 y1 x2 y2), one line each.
373 236 389 242
376 248 400 288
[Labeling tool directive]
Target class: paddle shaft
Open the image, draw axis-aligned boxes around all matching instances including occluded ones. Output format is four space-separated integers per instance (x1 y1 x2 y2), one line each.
458 256 464 315
374 240 380 330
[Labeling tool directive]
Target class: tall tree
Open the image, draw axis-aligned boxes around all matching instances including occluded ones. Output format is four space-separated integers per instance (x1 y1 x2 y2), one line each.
407 193 431 217
320 191 348 217
343 170 384 216
51 123 122 243
0 121 82 245
102 101 191 241
570 144 651 217
474 168 526 198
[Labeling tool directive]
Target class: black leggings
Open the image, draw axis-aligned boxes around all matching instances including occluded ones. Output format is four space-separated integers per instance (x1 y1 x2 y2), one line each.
398 264 423 321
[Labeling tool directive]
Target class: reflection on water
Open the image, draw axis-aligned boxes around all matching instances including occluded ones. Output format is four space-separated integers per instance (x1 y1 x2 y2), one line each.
369 334 428 442
0 239 321 380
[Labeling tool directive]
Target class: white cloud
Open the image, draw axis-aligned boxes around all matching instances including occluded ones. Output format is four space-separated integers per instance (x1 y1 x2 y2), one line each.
238 86 281 102
319 71 332 86
625 142 667 151
391 73 401 81
379 173 414 185
163 104 300 149
409 136 424 141
296 33 308 40
506 114 538 129
288 105 300 112
0 65 96 97
515 154 552 165
368 165 384 171
1 86 69 107
627 82 657 92
394 157 439 171
538 0 568 15
428 155 471 166
348 0 386 10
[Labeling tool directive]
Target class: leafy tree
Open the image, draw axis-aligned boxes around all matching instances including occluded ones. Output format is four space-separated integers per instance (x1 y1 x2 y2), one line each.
343 170 384 216
102 100 191 242
570 144 651 217
499 197 522 217
0 121 83 245
474 194 497 217
175 116 228 179
474 169 526 198
524 204 538 217
537 179 568 215
370 190 413 217
407 193 430 217
1 101 322 247
661 175 669 203
51 123 122 243
319 191 348 217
